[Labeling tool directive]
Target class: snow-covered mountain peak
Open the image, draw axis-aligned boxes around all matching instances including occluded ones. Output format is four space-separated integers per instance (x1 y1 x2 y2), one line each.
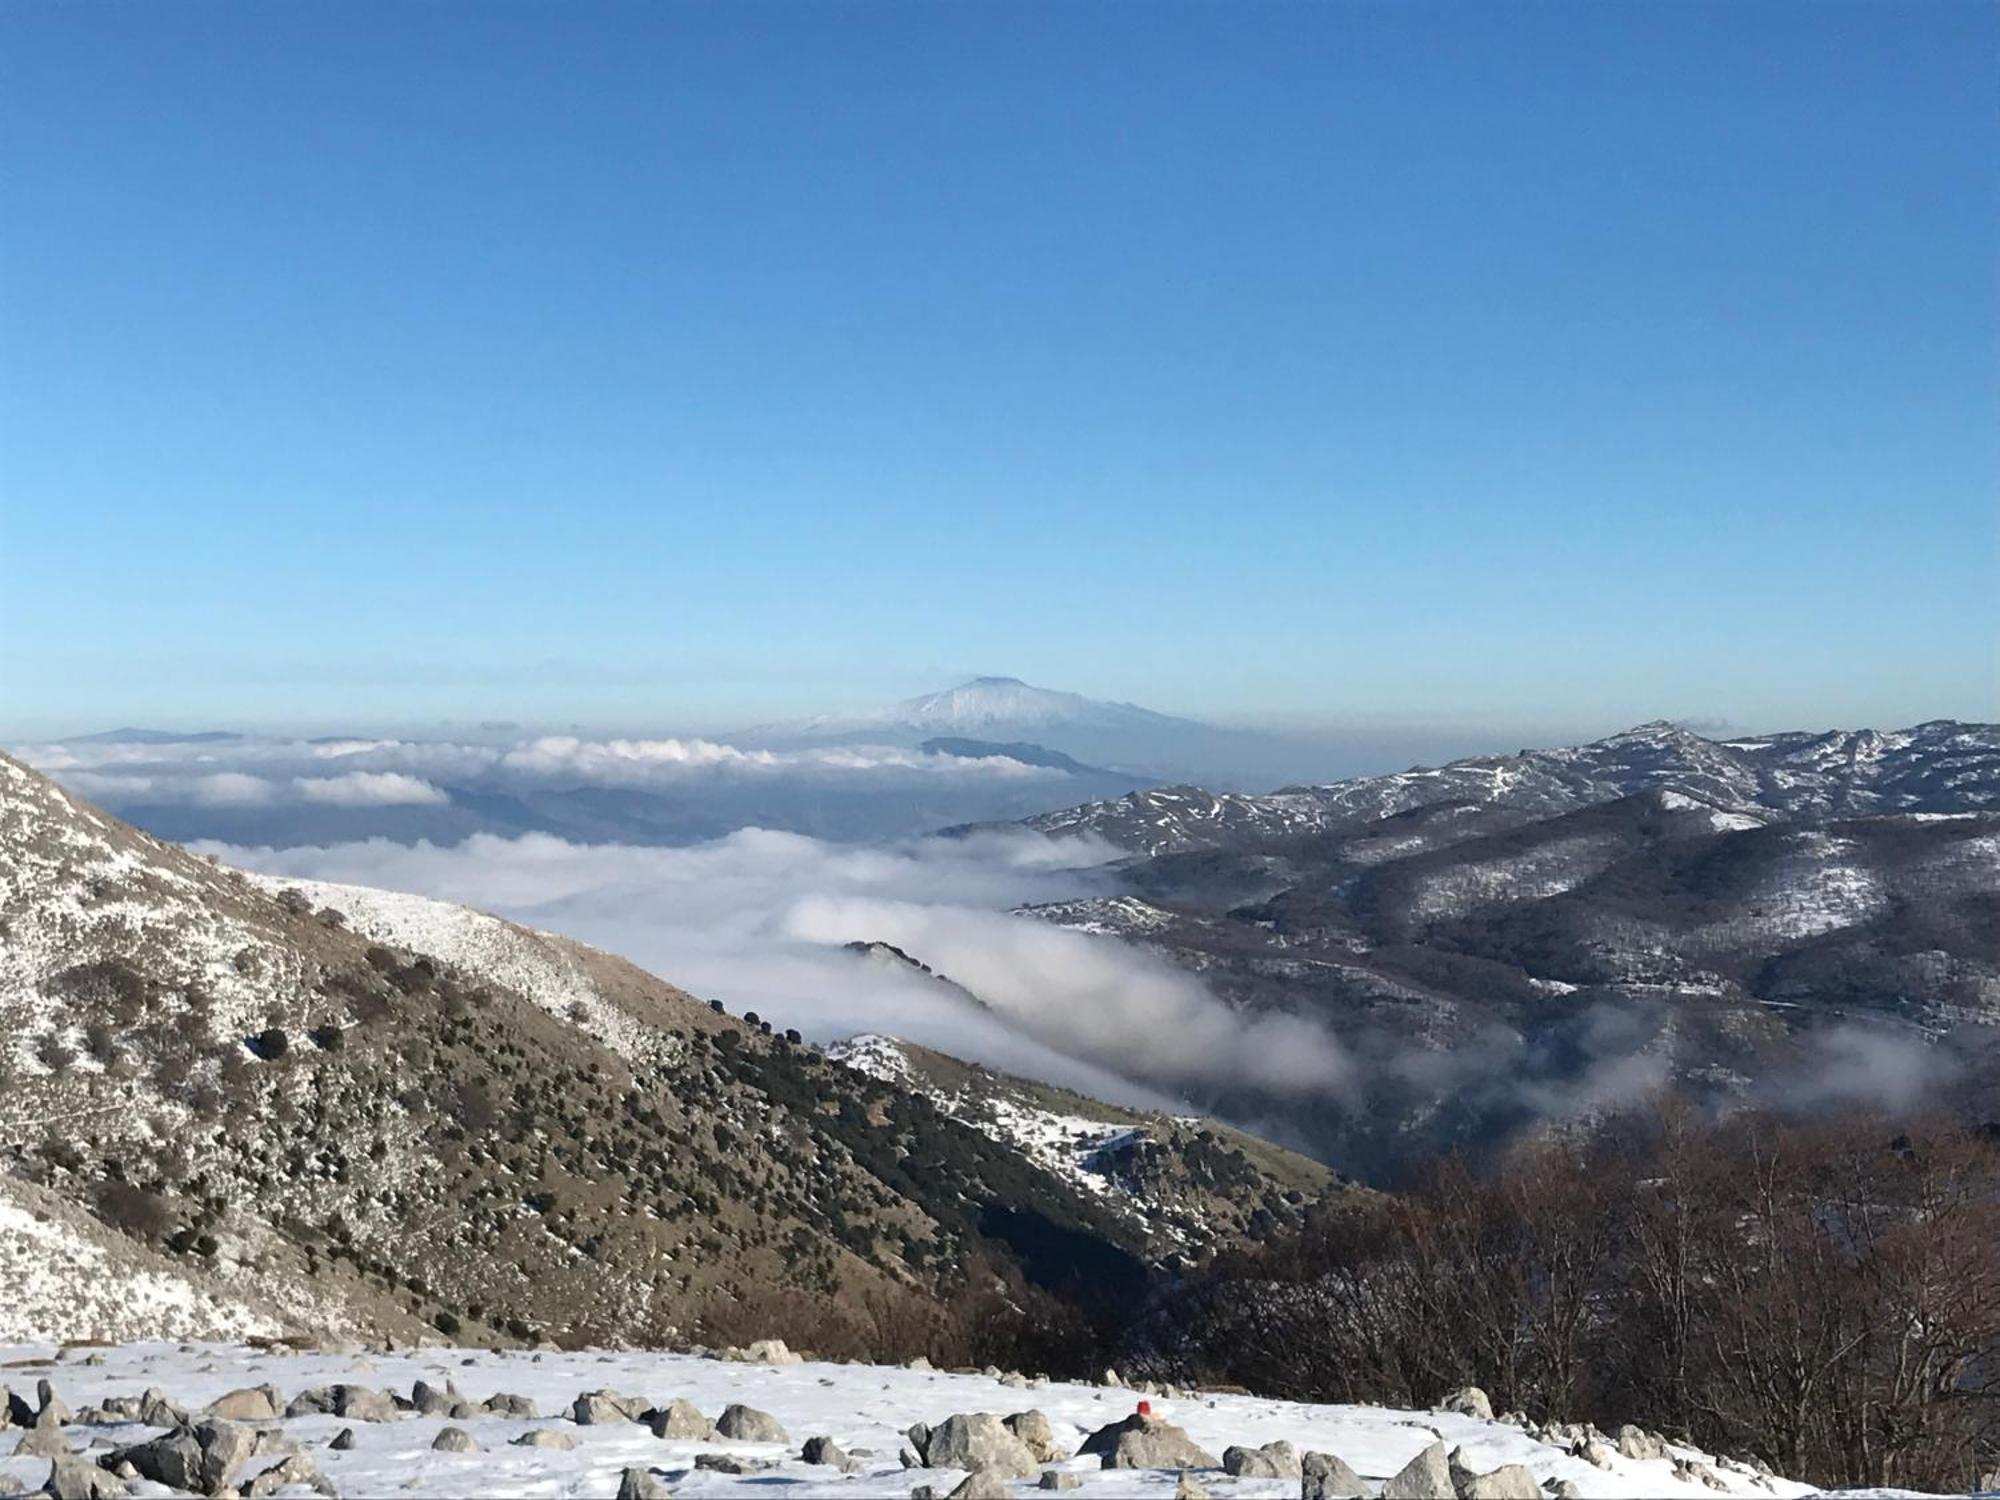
829 676 1190 735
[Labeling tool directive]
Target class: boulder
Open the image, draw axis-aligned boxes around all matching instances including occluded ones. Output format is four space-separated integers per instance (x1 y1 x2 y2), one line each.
802 1436 851 1466
946 1474 1010 1500
616 1468 673 1500
1077 1413 1218 1471
205 1388 279 1423
1223 1440 1301 1478
694 1453 771 1474
431 1426 477 1453
137 1390 189 1428
196 1419 254 1494
1302 1450 1368 1499
1614 1425 1665 1462
14 1424 71 1461
328 1429 355 1451
1380 1441 1455 1500
34 1383 69 1429
573 1390 646 1426
1004 1410 1064 1464
243 1454 336 1499
512 1429 579 1450
289 1386 391 1424
1673 1458 1730 1491
1038 1475 1080 1492
921 1413 1040 1479
1571 1439 1614 1470
106 1428 203 1494
1445 1448 1540 1500
482 1393 538 1419
715 1404 788 1444
1547 1483 1584 1499
333 1386 396 1424
1174 1475 1210 1500
646 1399 717 1441
410 1381 455 1417
1439 1388 1495 1423
248 1430 300 1459
43 1456 128 1500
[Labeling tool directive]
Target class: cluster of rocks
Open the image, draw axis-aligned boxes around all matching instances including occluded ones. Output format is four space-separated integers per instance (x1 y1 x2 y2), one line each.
897 1406 1376 1500
0 1373 798 1500
715 1338 803 1366
2 1364 1788 1500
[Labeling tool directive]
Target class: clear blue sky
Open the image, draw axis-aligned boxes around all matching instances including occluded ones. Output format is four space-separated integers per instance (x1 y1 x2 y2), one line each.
2 0 1993 739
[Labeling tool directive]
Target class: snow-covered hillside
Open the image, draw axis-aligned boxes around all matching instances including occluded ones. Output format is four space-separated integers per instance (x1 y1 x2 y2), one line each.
0 1340 1823 1499
1029 720 2000 855
825 1028 1336 1259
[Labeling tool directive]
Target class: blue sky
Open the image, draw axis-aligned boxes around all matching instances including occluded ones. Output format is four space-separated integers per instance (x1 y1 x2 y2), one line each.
2 0 1993 740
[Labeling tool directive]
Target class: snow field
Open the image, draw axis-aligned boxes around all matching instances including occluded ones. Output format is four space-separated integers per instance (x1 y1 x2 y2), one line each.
0 1342 1817 1499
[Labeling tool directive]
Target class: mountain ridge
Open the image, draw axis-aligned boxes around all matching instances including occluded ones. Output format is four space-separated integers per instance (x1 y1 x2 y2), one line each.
0 752 1324 1347
1025 718 2000 854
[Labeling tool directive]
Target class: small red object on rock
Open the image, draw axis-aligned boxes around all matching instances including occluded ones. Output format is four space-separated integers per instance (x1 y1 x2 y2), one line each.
1136 1400 1153 1418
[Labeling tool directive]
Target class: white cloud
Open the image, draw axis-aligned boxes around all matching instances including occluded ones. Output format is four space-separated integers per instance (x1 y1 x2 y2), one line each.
208 826 1351 1111
191 772 276 806
293 772 449 807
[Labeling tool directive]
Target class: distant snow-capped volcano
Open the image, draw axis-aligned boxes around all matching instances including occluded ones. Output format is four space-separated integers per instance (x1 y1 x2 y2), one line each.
763 676 1202 739
727 675 1255 781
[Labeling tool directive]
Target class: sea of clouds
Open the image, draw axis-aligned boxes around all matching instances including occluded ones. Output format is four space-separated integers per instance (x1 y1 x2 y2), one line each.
206 823 1355 1115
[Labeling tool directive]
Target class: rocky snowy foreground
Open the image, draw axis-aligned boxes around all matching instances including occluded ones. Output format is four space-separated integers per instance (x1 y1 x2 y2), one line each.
0 1341 1830 1500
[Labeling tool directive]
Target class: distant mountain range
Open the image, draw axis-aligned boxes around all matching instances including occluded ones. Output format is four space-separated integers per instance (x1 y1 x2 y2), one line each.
1023 718 2000 854
986 718 2000 1178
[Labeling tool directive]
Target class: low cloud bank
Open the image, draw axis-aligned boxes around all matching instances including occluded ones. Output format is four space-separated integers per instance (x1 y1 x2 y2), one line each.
28 732 1058 808
209 827 1352 1112
19 729 1110 848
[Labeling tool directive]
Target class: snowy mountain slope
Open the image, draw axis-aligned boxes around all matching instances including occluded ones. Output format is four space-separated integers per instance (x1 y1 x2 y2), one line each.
0 753 1332 1348
1017 782 2000 1177
1027 719 2000 855
829 1033 1340 1260
0 1340 1818 1499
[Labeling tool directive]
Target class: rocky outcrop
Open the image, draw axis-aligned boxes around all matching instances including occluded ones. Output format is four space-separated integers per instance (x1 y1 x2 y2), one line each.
1381 1441 1455 1499
1005 1409 1065 1463
1447 1447 1540 1500
647 1398 718 1440
1302 1450 1368 1499
1439 1387 1495 1422
1222 1439 1301 1478
1076 1413 1218 1471
106 1419 253 1497
919 1413 1040 1478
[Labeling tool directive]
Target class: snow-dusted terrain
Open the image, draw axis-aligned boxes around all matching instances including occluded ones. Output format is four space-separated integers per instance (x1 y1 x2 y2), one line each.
0 1341 1821 1499
1030 720 2000 855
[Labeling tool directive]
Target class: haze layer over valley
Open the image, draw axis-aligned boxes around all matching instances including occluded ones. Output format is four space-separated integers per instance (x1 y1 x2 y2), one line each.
19 694 1997 1183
